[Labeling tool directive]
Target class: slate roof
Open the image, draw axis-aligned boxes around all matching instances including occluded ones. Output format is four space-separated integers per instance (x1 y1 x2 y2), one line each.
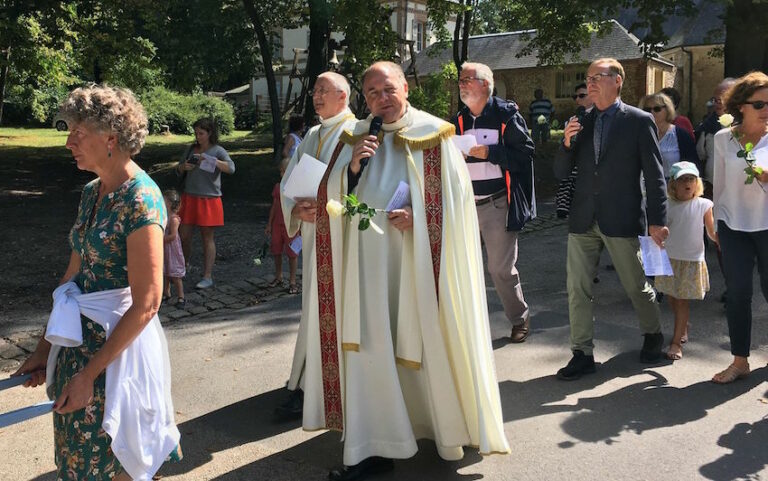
614 0 725 48
408 19 654 76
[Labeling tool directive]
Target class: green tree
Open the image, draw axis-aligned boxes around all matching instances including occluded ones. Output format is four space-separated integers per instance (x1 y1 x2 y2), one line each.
0 1 78 124
408 62 457 119
242 0 303 159
722 0 768 77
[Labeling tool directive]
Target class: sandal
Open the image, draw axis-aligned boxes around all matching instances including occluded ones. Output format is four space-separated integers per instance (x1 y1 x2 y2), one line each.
162 294 171 303
666 343 683 361
175 298 186 309
681 322 691 344
267 278 283 288
712 363 750 384
288 284 299 295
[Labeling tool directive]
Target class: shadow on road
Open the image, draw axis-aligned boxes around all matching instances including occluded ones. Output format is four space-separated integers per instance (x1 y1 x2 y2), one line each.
498 351 767 446
699 416 768 480
208 435 486 481
158 387 301 477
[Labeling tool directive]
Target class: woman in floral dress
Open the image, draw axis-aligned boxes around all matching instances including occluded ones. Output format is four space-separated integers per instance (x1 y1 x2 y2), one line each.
13 85 181 480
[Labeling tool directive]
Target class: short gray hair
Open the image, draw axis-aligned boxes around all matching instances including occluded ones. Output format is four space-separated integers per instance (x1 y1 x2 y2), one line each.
462 62 494 96
318 71 350 106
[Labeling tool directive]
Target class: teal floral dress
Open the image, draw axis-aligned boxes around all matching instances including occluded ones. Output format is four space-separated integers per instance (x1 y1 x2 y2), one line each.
55 171 181 480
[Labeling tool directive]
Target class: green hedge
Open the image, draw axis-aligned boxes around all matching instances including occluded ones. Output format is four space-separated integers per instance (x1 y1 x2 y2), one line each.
141 87 235 135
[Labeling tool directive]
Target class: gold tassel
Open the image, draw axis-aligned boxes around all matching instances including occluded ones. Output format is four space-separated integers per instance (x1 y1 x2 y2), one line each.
342 342 360 352
394 123 455 150
340 130 384 145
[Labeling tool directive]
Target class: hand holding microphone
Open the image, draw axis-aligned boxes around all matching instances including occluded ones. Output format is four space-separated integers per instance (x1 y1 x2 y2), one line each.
351 116 382 175
564 106 586 149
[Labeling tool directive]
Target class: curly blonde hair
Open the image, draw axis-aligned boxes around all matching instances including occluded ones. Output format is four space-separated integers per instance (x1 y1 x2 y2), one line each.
59 84 149 156
667 176 704 201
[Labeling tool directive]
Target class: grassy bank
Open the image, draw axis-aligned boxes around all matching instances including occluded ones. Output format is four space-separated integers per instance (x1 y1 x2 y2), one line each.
0 128 279 203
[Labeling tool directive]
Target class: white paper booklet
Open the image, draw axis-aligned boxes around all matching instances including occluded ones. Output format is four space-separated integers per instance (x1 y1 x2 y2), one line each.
385 181 411 212
289 236 302 254
282 153 328 200
198 153 218 173
452 134 478 155
638 235 674 276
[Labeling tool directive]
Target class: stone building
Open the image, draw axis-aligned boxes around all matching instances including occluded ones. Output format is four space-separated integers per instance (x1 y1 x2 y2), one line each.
616 0 726 124
408 20 675 123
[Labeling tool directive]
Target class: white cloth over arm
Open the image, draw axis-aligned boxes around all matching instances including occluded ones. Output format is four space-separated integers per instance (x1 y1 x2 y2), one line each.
45 282 180 481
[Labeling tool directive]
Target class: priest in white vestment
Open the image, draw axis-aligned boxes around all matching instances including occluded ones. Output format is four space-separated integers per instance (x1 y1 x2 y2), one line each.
303 62 509 481
276 72 357 421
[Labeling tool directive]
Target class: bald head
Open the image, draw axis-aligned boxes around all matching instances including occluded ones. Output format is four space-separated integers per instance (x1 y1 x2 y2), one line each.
313 71 350 119
362 61 407 87
317 72 350 106
361 61 409 124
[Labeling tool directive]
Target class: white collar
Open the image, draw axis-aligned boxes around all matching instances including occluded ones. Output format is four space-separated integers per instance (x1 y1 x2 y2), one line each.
380 105 413 132
320 107 353 128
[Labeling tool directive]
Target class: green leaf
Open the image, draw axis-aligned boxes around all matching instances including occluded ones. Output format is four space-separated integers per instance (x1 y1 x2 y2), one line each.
359 203 369 210
358 218 370 231
746 175 755 184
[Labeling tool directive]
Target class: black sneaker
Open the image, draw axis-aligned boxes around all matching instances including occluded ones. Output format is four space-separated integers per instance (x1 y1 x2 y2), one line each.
640 332 664 363
274 388 303 422
556 350 596 381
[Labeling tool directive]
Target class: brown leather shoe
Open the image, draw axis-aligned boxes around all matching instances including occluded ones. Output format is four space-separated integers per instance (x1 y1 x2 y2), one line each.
510 316 530 343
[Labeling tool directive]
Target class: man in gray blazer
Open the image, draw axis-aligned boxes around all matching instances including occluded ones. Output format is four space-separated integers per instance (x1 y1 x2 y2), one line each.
554 58 669 380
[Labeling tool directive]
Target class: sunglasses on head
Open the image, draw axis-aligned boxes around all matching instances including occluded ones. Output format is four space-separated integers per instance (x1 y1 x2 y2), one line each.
643 105 665 113
572 93 588 100
745 100 768 110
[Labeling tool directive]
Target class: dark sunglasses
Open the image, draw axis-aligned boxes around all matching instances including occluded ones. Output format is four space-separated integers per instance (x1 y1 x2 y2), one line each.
572 93 588 100
745 100 768 110
643 105 666 113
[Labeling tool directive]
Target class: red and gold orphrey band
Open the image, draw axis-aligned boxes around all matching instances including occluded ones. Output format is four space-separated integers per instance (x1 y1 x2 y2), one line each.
314 142 444 431
423 145 443 296
315 141 346 431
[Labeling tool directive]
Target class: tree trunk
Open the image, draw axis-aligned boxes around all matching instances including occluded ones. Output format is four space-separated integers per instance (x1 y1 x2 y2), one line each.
0 47 10 125
724 0 768 77
304 0 332 125
243 0 284 161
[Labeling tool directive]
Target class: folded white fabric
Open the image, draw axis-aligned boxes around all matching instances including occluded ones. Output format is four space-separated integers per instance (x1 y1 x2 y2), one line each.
44 282 84 347
45 281 180 481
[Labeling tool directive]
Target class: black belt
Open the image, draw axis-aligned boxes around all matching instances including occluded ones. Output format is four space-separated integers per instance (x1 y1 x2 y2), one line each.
475 189 506 206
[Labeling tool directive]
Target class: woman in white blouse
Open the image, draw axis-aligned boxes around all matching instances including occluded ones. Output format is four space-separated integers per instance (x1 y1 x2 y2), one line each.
711 71 768 384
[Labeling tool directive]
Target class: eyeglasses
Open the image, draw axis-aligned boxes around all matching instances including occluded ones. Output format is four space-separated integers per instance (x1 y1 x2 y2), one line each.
309 88 341 97
744 100 768 110
458 77 483 86
572 93 588 100
642 105 666 113
585 72 616 84
710 96 723 105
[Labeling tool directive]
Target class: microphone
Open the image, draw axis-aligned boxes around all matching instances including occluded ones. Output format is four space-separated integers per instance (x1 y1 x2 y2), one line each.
361 116 383 168
570 106 587 145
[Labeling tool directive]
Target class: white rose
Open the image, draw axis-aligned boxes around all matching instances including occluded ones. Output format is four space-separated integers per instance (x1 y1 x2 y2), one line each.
719 113 734 127
537 114 547 125
326 199 344 218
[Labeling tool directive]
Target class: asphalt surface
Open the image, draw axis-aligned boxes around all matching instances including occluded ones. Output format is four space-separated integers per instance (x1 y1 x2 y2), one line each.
1 206 767 481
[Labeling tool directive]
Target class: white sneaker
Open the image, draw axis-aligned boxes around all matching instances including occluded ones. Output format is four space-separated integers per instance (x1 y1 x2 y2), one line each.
195 278 214 289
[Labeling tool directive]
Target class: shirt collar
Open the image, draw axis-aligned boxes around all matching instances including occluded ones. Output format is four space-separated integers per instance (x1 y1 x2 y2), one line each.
320 107 353 128
596 98 621 117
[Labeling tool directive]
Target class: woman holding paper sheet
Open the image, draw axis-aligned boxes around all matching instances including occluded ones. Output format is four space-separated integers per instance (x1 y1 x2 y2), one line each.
711 71 768 384
13 84 181 480
176 117 235 289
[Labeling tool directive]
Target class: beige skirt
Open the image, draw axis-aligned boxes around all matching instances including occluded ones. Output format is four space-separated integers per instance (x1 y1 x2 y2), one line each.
655 258 710 300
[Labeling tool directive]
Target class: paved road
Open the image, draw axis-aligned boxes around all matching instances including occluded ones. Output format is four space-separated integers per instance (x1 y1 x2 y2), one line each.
1 213 767 481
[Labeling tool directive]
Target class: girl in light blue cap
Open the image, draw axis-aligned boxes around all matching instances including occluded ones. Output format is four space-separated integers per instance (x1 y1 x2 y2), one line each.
655 161 718 360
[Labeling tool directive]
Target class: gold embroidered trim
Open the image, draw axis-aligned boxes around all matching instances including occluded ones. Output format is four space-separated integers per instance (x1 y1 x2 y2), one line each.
341 342 360 352
339 123 454 151
395 357 422 370
340 130 383 145
394 123 455 150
